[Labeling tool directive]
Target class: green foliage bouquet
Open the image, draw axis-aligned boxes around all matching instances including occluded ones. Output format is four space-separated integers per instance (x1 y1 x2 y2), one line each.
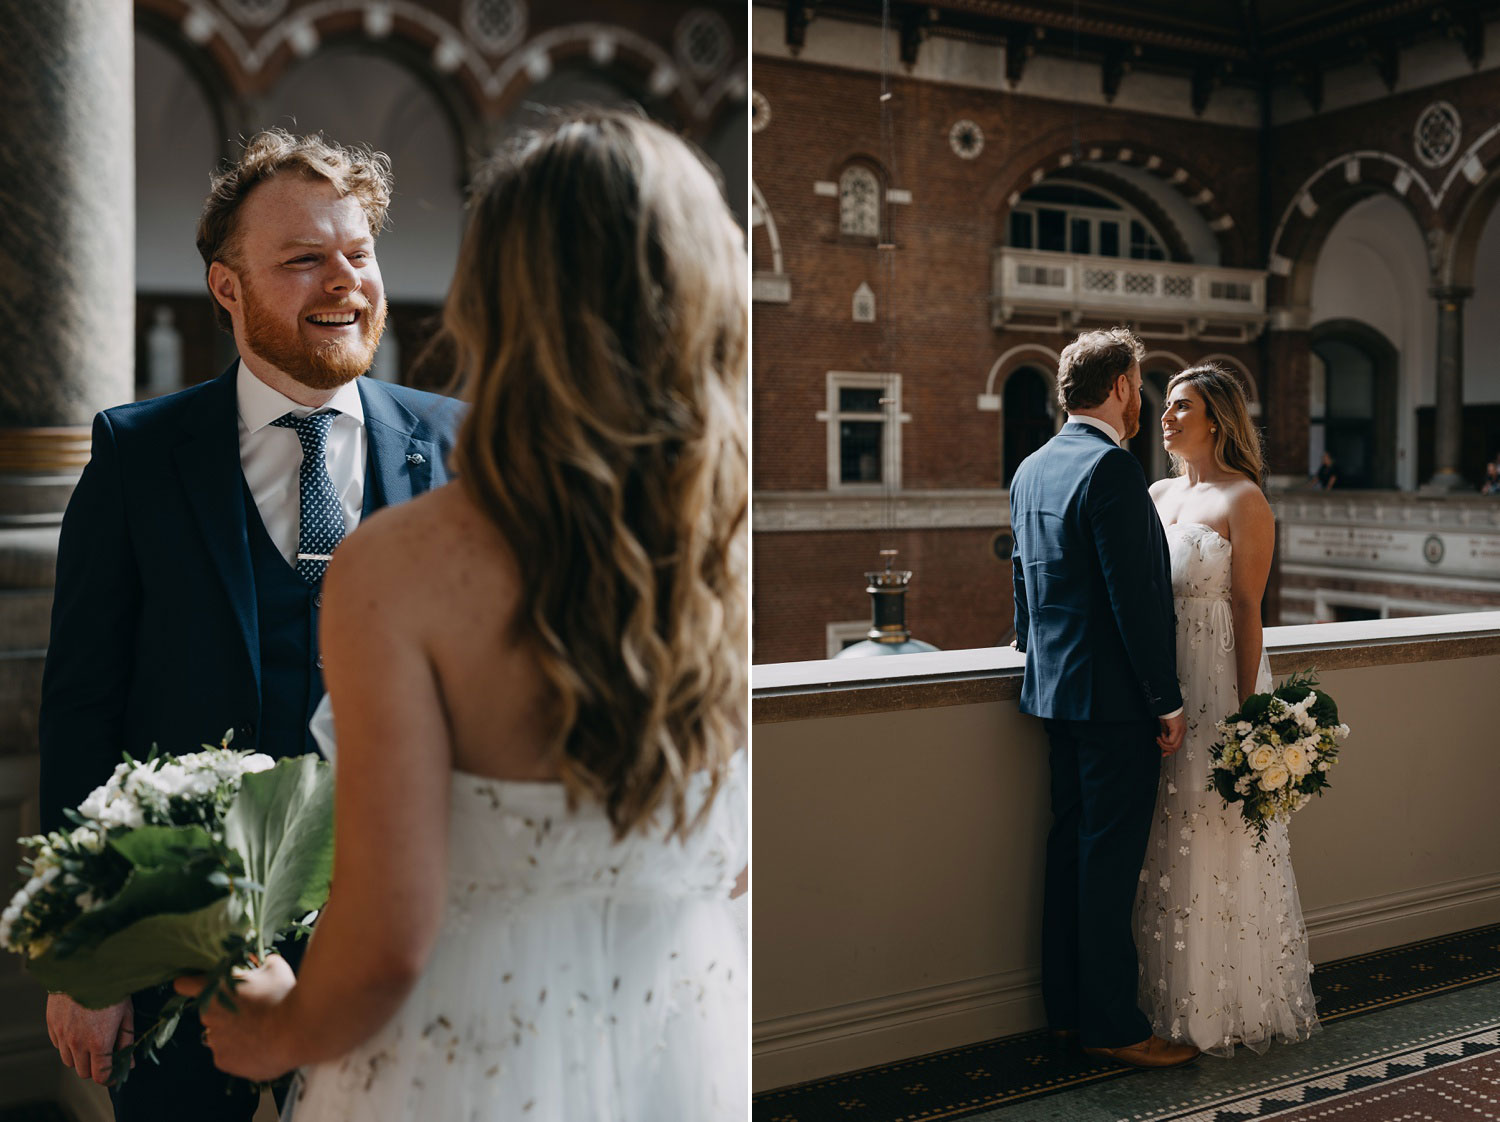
0 735 333 1083
1206 670 1350 848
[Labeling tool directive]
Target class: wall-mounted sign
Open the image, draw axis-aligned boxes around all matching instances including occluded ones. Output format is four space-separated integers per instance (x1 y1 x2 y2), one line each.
1284 524 1500 582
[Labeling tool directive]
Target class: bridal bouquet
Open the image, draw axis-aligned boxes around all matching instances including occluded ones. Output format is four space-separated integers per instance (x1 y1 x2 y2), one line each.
0 735 333 1083
1206 670 1350 848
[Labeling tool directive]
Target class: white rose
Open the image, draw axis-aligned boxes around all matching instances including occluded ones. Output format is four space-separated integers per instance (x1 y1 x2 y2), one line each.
1281 746 1310 777
1248 746 1277 772
1260 764 1290 791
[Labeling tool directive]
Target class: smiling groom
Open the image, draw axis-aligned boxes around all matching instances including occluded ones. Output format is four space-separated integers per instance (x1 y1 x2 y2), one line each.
38 130 464 1121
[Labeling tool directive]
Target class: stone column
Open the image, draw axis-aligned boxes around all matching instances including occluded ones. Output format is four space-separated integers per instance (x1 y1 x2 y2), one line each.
0 1 134 1082
1261 312 1312 491
1424 286 1472 492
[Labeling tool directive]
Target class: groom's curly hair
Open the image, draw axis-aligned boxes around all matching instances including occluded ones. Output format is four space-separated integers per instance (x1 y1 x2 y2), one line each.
444 111 747 841
1057 327 1145 411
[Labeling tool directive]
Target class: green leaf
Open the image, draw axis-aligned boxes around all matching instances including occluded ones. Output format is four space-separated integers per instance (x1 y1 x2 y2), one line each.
55 829 232 955
26 896 243 1009
223 756 335 959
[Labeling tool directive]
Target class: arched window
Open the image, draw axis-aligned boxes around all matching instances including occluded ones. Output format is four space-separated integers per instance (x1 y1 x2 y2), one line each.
1002 367 1054 485
1006 182 1167 261
840 165 881 238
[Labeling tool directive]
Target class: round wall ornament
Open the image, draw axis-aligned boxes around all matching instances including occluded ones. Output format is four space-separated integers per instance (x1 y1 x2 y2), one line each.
1414 102 1461 168
752 90 770 133
949 119 984 160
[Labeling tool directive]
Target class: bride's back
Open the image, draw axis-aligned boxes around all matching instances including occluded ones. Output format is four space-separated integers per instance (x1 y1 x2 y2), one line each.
371 480 562 783
357 112 749 827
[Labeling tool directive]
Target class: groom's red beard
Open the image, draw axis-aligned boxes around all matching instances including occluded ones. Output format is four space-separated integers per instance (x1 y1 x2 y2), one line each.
241 281 386 391
1122 392 1142 440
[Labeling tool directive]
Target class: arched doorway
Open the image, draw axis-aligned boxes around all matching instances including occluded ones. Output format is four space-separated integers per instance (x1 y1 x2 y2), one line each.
1002 366 1054 485
1131 370 1170 483
1309 321 1398 490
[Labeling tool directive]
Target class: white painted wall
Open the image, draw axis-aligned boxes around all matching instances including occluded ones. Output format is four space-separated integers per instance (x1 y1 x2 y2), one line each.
750 8 1261 129
1309 193 1433 490
136 32 220 292
1463 203 1500 406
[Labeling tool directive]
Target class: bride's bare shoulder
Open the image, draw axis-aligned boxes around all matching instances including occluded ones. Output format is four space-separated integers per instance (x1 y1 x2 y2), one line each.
325 483 518 615
1225 477 1274 539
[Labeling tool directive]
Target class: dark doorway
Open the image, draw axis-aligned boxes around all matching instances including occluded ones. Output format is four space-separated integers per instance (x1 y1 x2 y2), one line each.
1310 321 1398 490
1003 367 1054 485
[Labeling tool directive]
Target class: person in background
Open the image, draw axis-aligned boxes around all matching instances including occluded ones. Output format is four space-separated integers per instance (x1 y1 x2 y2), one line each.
1316 451 1338 490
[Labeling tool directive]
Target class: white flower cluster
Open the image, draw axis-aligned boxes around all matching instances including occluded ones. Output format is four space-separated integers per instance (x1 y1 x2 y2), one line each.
1210 689 1351 836
78 749 274 829
0 746 275 958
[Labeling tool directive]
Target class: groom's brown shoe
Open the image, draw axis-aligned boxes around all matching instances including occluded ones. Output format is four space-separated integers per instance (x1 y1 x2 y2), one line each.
1083 1035 1200 1068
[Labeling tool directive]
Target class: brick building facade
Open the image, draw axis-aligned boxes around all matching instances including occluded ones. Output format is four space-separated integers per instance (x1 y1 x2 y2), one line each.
752 0 1500 664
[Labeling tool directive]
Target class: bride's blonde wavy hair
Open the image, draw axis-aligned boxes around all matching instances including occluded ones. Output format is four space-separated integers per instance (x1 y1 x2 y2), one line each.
445 111 748 841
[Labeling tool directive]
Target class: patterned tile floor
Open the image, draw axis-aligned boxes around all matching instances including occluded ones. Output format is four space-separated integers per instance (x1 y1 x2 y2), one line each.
754 923 1500 1122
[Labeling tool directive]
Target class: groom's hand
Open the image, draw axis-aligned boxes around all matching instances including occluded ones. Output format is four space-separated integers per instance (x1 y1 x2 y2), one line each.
46 993 132 1085
1157 713 1186 757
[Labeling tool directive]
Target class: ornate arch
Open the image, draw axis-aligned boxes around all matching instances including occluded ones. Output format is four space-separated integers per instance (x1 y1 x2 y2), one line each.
1199 352 1260 413
752 181 784 276
1438 121 1500 288
1265 152 1433 309
1140 349 1189 377
981 343 1060 402
991 134 1244 265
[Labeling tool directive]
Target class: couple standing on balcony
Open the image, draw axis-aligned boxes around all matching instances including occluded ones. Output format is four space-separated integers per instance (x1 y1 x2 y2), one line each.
1009 328 1319 1067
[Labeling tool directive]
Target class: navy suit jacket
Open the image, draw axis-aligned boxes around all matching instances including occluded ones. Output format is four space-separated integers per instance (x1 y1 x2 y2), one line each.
38 366 466 832
1009 421 1181 722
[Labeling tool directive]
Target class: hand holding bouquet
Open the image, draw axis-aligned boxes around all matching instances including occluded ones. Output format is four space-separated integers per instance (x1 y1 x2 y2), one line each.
1 735 333 1084
1206 670 1350 848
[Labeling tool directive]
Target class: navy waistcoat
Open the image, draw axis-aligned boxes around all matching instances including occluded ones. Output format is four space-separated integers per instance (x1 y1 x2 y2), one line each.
238 460 382 759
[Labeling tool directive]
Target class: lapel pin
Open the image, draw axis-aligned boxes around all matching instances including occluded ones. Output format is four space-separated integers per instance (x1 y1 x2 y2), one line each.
406 452 426 466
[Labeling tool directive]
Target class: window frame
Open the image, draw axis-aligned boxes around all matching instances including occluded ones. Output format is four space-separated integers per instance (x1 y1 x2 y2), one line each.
838 164 882 240
822 371 905 492
1008 185 1168 261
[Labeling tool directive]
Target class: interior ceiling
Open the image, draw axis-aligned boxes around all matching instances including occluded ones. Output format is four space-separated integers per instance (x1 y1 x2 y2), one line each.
775 0 1500 105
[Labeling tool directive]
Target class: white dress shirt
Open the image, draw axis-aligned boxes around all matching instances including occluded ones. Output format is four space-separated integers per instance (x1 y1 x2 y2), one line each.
1064 412 1184 721
236 362 366 568
1067 413 1123 446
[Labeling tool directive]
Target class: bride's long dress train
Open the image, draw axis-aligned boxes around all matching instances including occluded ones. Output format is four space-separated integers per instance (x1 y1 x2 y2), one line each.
1135 522 1319 1057
288 699 748 1121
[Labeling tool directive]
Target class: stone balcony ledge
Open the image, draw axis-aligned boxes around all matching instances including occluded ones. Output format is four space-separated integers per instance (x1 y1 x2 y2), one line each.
752 611 1500 723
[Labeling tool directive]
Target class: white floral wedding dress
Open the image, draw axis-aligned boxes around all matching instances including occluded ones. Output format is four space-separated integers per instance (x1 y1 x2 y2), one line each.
1134 522 1319 1057
287 699 748 1121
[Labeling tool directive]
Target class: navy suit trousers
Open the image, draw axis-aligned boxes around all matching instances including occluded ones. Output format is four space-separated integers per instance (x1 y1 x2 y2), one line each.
1041 717 1161 1049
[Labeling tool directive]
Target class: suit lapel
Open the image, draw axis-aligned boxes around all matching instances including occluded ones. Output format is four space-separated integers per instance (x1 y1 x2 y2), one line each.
172 366 260 695
359 378 438 513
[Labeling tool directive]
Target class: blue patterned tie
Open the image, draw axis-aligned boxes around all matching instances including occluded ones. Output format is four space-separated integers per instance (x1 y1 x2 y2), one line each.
270 411 346 584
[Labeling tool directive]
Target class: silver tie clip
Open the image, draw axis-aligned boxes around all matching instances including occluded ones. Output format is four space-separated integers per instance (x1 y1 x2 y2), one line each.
297 553 335 562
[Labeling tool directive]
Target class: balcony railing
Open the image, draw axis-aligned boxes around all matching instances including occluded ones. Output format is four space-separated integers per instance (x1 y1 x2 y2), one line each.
991 247 1268 340
751 613 1500 1091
